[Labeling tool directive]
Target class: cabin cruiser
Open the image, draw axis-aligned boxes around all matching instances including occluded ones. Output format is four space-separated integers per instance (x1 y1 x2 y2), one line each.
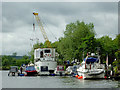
77 53 105 79
34 48 57 75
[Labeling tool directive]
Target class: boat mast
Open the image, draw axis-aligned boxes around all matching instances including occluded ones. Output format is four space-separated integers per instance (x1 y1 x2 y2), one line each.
97 47 100 64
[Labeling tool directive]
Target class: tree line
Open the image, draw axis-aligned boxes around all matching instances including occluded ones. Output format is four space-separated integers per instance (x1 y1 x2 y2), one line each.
1 54 31 70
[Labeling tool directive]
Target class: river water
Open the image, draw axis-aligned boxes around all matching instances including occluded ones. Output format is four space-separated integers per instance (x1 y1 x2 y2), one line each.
1 71 120 88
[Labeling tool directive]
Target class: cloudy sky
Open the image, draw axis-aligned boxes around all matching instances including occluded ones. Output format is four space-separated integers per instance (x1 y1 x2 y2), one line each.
1 1 118 56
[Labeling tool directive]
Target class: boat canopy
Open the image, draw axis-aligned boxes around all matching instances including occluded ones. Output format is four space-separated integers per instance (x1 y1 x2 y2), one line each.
84 57 99 64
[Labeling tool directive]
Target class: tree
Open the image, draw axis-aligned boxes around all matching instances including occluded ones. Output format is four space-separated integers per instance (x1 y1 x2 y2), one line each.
12 52 17 56
57 20 96 63
112 34 120 74
96 36 117 64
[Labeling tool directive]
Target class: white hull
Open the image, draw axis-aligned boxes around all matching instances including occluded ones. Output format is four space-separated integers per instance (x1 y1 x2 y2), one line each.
34 48 57 75
77 53 105 79
54 71 65 76
77 69 104 79
35 61 57 75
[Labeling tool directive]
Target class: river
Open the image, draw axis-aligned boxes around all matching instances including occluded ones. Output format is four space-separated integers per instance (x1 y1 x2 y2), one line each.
1 71 120 88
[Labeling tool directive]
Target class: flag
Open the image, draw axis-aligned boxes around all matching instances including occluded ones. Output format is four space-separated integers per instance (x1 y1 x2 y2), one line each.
87 53 88 56
106 55 108 66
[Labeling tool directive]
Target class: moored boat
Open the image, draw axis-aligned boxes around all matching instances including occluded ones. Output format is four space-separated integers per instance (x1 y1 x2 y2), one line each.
8 66 19 76
34 48 57 75
77 53 105 79
25 63 37 76
65 65 80 76
54 65 65 76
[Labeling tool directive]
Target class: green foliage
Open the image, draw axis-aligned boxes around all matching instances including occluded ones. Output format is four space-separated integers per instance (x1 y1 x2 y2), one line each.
55 21 119 65
114 66 118 74
12 52 17 56
96 35 118 64
1 55 30 70
57 21 96 63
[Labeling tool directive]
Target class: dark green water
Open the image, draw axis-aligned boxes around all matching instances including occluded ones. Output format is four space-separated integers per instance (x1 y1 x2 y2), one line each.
1 71 120 88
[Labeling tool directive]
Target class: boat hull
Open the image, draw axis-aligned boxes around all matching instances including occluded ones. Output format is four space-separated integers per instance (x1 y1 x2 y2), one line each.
35 61 57 75
25 70 37 76
77 70 104 79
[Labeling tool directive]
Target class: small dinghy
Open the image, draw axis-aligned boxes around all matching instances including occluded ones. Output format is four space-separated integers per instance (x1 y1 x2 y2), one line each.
8 66 19 76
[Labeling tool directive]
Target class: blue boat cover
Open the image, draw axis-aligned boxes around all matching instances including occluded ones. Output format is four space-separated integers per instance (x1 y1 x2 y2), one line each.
84 57 99 63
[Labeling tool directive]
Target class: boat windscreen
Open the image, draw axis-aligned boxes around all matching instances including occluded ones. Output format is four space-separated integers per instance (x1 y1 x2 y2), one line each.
84 57 99 64
44 50 50 53
26 66 36 71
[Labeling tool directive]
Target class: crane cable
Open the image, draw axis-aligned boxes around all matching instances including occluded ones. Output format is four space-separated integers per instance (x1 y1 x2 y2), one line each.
41 18 58 40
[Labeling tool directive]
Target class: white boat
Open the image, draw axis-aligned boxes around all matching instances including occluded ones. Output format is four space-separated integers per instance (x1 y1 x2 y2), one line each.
65 65 80 76
65 66 73 75
34 48 57 75
8 66 19 76
77 53 105 79
54 65 65 76
25 62 37 76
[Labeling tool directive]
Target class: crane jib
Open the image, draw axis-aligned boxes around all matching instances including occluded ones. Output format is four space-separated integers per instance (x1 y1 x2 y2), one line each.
33 12 51 48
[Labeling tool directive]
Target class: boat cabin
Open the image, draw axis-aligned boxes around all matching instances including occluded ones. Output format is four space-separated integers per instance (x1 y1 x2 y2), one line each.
34 48 57 75
34 48 56 62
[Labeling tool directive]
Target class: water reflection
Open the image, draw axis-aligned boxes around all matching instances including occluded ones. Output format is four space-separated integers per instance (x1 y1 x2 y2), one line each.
2 71 120 88
118 80 120 87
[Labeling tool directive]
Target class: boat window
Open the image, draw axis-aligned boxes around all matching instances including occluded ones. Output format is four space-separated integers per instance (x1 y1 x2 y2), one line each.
40 51 43 58
10 67 18 72
36 51 39 57
44 50 50 53
57 66 64 70
41 66 48 71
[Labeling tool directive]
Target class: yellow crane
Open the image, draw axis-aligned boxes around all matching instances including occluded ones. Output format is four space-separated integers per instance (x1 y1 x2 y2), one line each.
33 12 51 48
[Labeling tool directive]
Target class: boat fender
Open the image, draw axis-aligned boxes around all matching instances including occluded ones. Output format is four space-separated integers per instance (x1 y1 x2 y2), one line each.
78 76 83 79
104 76 107 79
75 75 78 78
24 74 27 76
